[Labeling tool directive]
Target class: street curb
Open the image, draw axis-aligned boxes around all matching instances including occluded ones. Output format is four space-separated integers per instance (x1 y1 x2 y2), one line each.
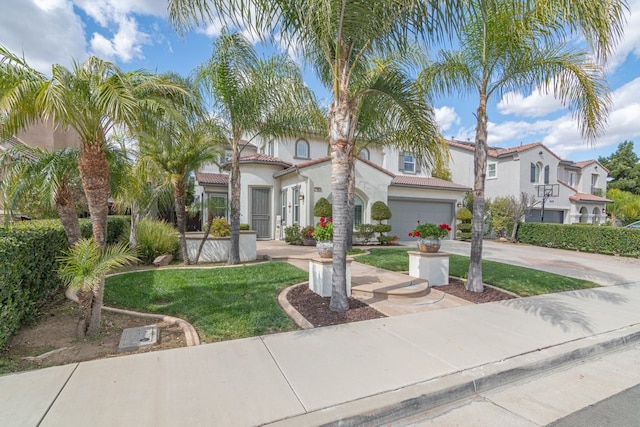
267 324 640 426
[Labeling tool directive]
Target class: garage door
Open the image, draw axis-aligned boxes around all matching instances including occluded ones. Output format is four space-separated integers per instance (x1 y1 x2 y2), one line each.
526 209 564 223
388 199 455 240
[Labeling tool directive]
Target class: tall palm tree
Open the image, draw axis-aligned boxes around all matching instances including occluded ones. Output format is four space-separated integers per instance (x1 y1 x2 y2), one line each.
418 0 626 292
0 47 192 336
139 116 224 265
0 145 83 244
194 31 323 264
169 1 457 312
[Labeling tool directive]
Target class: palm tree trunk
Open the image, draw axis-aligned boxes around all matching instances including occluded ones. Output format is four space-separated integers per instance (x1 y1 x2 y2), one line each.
55 183 82 245
467 96 488 293
78 141 111 336
328 84 354 312
228 142 241 265
173 177 190 265
346 158 355 251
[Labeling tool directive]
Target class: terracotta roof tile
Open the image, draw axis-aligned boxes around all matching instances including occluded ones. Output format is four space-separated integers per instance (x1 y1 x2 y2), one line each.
391 175 470 190
195 172 228 185
569 193 612 203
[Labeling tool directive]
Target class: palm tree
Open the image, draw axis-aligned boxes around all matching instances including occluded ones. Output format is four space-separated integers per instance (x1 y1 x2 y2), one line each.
139 115 224 265
0 145 83 244
418 0 626 292
57 238 138 338
194 31 322 264
169 1 459 312
0 47 192 336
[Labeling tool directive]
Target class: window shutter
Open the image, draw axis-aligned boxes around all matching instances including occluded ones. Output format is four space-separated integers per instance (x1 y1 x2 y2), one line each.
398 154 404 171
416 161 421 173
544 165 550 184
530 163 536 182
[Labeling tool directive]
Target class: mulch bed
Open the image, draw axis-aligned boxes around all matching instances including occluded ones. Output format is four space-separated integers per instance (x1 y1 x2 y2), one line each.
437 277 516 304
286 284 386 327
286 277 516 328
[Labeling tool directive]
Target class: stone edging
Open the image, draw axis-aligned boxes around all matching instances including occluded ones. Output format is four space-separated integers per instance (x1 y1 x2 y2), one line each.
65 287 200 347
277 283 314 330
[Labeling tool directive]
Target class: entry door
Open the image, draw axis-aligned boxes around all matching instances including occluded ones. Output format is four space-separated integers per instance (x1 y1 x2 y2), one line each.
251 188 271 239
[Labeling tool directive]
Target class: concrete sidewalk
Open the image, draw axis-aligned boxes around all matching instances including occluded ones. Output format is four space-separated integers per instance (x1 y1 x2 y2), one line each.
2 242 640 426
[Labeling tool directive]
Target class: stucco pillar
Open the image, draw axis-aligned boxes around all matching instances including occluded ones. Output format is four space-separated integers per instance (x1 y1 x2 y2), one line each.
309 257 352 297
408 251 450 287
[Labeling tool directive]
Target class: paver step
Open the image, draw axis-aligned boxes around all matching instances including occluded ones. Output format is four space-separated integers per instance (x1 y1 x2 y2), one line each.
352 280 429 300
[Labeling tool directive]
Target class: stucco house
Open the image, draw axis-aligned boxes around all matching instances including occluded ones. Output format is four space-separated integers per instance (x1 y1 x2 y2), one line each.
195 135 471 240
447 139 611 224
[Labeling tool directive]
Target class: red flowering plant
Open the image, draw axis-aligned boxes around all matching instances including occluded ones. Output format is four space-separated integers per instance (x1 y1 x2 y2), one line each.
408 221 452 239
313 217 333 241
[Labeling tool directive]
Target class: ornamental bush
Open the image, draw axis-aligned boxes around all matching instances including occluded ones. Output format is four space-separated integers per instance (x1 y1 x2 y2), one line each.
371 201 392 222
313 197 332 218
135 218 180 264
284 224 303 245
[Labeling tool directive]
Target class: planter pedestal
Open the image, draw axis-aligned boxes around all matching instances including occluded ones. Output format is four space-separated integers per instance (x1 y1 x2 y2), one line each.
309 257 352 297
408 251 450 286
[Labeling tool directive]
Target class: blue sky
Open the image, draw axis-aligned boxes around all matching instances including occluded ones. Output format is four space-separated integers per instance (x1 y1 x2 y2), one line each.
1 0 640 162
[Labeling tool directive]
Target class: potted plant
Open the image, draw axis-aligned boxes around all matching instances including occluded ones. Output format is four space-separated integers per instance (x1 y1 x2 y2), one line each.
313 217 333 258
301 225 316 246
408 222 452 253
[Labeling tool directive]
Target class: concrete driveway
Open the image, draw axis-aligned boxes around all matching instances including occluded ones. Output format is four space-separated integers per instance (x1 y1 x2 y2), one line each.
438 239 640 287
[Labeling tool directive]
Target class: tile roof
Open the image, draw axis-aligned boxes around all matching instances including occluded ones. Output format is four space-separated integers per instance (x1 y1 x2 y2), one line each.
223 154 292 169
447 139 565 160
274 155 396 178
391 175 470 191
195 172 228 185
569 193 613 203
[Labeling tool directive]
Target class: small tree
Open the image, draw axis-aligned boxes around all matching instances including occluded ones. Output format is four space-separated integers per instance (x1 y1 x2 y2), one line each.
313 197 332 218
371 201 393 244
488 196 513 237
509 192 535 242
456 207 472 240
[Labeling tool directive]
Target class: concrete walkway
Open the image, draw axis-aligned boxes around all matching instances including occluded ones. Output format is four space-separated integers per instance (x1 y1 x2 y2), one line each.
2 241 640 426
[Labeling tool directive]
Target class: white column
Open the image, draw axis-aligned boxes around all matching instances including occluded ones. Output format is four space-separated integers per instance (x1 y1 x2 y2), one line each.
408 251 450 287
309 257 352 297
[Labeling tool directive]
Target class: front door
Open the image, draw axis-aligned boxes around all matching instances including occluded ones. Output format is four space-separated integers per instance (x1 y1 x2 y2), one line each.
251 188 271 239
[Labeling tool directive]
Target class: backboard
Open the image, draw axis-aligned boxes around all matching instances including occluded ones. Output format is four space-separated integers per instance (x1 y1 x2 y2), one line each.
536 184 559 198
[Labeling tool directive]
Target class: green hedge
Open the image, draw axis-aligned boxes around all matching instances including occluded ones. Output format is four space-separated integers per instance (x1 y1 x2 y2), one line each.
0 221 69 349
79 215 130 244
516 223 640 257
0 216 130 349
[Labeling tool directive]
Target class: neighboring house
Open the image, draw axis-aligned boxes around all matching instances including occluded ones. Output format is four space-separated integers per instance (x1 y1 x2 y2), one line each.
447 140 611 224
195 135 471 240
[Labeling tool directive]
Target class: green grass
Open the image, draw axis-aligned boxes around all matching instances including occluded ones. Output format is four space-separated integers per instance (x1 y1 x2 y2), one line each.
355 248 598 297
104 262 307 342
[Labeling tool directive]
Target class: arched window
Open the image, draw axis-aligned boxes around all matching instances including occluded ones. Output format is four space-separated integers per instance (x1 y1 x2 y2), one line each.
530 162 543 183
295 138 310 159
354 194 365 226
359 147 370 160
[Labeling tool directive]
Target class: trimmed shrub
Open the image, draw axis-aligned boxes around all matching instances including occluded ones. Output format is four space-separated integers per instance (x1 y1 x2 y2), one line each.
0 220 69 349
355 223 375 244
135 218 180 264
456 207 473 240
239 223 251 231
284 224 303 245
373 224 392 233
371 201 392 222
517 222 640 257
313 197 332 218
210 217 231 237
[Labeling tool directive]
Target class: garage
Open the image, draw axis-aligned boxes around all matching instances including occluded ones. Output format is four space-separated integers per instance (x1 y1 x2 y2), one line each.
388 198 455 239
526 209 564 223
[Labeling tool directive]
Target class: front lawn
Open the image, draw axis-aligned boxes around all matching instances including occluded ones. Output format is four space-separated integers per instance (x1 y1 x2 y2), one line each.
104 262 307 342
355 248 598 297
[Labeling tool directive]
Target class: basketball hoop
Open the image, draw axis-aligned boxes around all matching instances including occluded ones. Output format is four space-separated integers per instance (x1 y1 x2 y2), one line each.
535 184 559 222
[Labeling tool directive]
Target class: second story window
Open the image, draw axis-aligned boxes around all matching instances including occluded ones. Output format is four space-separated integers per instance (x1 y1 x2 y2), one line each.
359 147 370 160
399 152 416 173
531 162 543 183
487 162 497 179
295 139 310 159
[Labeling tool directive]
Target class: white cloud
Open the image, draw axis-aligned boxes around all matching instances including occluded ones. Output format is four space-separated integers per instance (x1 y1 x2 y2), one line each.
0 0 87 72
608 0 640 72
89 16 149 62
496 89 565 118
434 106 460 132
